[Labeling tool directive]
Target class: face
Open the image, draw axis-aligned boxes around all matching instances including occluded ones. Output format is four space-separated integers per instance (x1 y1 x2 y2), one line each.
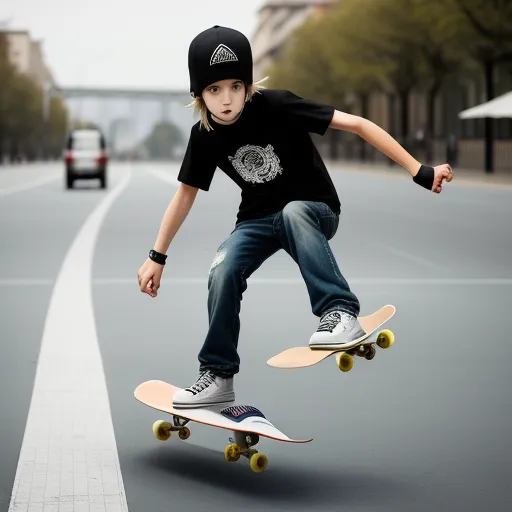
202 79 246 125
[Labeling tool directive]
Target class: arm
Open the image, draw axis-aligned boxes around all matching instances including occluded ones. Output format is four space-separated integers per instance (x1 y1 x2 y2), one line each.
153 183 198 254
138 183 198 297
329 110 421 176
329 110 453 192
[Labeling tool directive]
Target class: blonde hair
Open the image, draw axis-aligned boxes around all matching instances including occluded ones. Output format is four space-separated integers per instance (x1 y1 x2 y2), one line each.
186 77 269 131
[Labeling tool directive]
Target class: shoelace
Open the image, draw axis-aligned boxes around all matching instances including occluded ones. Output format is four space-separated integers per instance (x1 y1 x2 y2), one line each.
186 370 216 395
317 311 354 333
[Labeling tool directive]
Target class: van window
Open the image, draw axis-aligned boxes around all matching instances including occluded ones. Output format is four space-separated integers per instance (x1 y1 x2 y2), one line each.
67 132 106 150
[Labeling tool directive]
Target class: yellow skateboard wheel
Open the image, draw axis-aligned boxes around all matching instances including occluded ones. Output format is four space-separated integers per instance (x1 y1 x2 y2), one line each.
178 427 191 440
376 329 394 349
224 443 241 462
152 420 172 441
337 352 354 372
249 453 268 473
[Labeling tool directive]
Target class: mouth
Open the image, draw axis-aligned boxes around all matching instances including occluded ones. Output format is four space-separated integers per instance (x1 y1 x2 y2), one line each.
221 109 232 115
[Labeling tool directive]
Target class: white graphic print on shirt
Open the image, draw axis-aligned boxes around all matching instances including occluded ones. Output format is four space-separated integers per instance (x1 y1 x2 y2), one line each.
228 144 283 184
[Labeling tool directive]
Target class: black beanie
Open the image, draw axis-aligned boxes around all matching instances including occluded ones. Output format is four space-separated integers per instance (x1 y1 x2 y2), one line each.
188 25 253 97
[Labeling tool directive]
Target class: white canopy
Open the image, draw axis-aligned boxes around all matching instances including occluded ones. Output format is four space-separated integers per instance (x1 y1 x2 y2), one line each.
458 91 512 119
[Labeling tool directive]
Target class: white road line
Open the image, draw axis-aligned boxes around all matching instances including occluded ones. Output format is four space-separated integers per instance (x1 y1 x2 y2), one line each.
8 172 131 512
144 166 180 186
0 175 60 197
384 246 443 270
91 277 512 286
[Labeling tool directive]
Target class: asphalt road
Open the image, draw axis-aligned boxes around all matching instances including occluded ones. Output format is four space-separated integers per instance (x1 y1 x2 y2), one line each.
1 161 511 512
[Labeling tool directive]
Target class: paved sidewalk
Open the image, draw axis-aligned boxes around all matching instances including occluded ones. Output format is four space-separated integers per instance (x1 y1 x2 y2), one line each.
325 160 512 189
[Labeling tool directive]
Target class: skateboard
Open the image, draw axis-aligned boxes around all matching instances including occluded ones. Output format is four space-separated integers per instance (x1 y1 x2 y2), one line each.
134 380 312 473
267 304 396 372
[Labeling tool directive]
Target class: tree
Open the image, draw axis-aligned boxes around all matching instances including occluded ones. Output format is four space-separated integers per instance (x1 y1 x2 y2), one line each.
269 0 425 158
0 32 16 161
266 12 350 159
142 121 184 160
266 0 512 170
450 0 512 171
0 32 71 161
48 96 69 158
395 0 471 163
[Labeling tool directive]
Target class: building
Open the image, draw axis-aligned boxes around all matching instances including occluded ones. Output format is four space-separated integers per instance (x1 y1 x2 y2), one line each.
2 30 55 88
251 0 335 79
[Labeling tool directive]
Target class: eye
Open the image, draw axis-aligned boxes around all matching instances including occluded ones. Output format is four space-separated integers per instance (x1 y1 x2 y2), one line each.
209 86 219 93
233 83 242 90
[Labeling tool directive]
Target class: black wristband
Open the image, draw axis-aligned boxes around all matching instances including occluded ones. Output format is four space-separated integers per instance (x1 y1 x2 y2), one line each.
149 249 167 265
413 165 434 191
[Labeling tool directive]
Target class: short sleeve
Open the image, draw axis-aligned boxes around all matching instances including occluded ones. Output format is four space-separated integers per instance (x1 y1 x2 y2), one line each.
177 124 217 191
263 89 335 135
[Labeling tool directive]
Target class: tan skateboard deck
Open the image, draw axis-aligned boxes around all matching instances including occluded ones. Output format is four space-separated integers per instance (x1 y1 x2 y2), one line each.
267 304 396 372
134 380 312 473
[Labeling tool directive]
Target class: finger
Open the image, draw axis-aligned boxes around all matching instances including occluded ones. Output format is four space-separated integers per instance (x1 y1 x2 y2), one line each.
140 276 151 292
142 285 155 297
443 171 453 183
147 279 158 297
147 280 158 297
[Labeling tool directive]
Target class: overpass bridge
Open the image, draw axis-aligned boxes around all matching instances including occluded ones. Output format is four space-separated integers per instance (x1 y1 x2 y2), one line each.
53 86 195 156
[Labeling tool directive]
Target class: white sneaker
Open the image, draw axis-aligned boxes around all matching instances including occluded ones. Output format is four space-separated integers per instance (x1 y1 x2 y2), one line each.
173 370 235 409
309 310 369 350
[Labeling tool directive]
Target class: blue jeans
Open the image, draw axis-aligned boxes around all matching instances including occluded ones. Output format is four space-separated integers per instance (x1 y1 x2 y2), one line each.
199 200 360 375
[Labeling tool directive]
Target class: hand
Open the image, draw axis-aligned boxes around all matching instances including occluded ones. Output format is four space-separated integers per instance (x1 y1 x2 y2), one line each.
137 258 164 298
432 164 454 194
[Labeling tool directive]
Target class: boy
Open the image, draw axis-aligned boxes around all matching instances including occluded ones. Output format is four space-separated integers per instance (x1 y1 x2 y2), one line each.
137 26 453 409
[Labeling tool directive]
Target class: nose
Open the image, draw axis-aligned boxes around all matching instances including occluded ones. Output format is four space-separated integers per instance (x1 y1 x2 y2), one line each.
222 90 232 105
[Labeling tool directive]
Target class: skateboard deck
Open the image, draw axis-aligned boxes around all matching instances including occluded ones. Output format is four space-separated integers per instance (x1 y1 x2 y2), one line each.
267 304 396 371
134 380 312 472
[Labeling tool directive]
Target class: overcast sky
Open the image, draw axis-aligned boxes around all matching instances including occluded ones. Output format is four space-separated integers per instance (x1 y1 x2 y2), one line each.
0 0 264 90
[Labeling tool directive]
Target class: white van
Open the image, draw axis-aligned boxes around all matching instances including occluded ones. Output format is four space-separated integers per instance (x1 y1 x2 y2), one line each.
64 129 108 189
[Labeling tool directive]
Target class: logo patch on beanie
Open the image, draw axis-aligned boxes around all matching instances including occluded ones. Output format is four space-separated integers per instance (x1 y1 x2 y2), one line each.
210 44 238 66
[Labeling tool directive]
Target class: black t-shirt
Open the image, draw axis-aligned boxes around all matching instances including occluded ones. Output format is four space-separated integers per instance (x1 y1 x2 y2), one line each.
177 89 341 224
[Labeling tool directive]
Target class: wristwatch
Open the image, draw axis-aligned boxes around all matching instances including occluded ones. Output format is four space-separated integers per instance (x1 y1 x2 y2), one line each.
149 249 167 265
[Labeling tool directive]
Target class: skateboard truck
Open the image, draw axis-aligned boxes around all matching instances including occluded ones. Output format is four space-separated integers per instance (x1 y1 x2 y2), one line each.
225 431 268 472
152 415 191 441
151 417 269 472
335 329 394 371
